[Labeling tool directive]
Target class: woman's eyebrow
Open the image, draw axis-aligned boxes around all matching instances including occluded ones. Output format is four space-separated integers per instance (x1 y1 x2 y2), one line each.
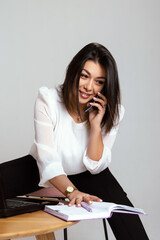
82 69 90 75
82 69 106 80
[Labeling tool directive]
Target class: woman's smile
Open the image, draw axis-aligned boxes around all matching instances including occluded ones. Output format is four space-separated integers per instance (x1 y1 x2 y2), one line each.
79 90 92 99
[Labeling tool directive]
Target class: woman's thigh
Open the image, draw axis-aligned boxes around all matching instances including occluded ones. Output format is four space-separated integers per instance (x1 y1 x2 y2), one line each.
68 168 129 205
68 168 149 240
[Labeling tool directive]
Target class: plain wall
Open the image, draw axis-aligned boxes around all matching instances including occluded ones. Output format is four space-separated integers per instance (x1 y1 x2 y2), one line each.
0 0 160 239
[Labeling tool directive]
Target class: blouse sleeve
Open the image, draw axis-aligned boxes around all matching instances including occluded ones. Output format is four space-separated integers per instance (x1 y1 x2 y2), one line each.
33 87 66 187
83 105 125 174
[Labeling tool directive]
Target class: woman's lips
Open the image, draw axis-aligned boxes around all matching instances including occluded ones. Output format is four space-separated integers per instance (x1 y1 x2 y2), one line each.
79 90 91 99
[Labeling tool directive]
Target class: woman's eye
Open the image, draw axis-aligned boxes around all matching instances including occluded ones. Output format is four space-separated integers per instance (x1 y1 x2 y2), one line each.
96 80 104 85
80 74 88 79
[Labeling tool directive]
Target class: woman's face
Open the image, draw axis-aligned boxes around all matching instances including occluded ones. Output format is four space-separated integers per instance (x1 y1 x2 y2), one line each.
78 60 106 108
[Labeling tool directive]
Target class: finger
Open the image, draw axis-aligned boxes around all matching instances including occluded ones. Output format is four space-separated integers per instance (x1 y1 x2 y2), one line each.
95 93 107 103
68 198 76 207
83 195 102 205
83 195 92 204
89 195 103 203
93 97 107 108
75 198 82 207
84 199 93 205
97 91 106 101
89 102 104 112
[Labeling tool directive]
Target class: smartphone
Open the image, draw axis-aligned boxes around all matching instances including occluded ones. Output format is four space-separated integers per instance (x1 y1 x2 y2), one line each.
84 89 104 113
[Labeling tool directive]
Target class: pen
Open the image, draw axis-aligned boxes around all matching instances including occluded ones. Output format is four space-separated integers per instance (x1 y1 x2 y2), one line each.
81 202 93 212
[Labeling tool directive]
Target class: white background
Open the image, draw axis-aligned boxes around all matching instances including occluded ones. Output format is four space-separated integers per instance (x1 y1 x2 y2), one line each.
0 0 159 239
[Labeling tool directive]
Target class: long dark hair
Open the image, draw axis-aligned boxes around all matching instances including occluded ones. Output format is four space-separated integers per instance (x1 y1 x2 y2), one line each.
60 42 121 133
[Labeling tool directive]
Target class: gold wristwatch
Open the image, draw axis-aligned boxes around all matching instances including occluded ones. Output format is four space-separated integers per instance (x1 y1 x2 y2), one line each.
65 186 77 197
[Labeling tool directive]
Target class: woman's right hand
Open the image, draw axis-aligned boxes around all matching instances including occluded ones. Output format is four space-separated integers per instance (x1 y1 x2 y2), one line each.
68 190 102 207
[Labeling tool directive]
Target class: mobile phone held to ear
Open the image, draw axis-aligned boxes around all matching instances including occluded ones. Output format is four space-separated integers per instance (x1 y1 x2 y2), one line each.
84 95 99 112
85 89 104 113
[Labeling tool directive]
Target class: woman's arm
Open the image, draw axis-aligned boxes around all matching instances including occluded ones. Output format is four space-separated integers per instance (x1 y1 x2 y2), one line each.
49 175 102 207
34 88 102 206
83 103 125 174
86 92 107 161
86 127 104 161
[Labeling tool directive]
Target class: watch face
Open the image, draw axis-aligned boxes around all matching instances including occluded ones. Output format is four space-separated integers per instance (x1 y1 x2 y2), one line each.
67 186 74 193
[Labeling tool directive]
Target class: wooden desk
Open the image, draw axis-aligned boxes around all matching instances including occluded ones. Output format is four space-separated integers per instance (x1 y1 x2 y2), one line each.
0 210 77 240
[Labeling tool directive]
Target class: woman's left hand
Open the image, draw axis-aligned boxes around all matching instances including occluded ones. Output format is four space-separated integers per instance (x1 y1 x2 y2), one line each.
68 190 102 207
88 92 107 130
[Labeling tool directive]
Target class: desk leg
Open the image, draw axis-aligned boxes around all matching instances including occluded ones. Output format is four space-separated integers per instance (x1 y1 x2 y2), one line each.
36 232 56 240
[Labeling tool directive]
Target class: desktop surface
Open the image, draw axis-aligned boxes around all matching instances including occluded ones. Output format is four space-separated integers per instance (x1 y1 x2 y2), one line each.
0 210 77 240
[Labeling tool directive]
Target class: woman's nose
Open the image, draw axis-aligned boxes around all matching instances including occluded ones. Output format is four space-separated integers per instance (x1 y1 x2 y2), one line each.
84 80 93 91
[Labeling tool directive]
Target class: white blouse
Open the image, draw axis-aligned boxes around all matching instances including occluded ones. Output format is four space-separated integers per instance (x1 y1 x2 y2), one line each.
30 87 125 188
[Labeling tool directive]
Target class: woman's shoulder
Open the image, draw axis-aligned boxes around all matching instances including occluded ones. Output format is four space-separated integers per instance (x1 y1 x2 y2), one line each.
38 86 58 98
119 104 125 122
37 86 61 104
35 86 63 122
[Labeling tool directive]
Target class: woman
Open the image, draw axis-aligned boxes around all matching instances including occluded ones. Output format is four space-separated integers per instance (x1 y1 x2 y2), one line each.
30 43 148 239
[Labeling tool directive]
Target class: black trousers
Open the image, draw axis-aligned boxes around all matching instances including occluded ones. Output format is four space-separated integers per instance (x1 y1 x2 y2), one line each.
68 168 149 240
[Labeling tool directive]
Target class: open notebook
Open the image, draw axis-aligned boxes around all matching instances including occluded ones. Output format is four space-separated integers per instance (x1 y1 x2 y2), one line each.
44 201 146 221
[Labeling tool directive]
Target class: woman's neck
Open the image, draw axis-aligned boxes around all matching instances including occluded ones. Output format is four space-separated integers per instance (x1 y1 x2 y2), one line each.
69 107 87 123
